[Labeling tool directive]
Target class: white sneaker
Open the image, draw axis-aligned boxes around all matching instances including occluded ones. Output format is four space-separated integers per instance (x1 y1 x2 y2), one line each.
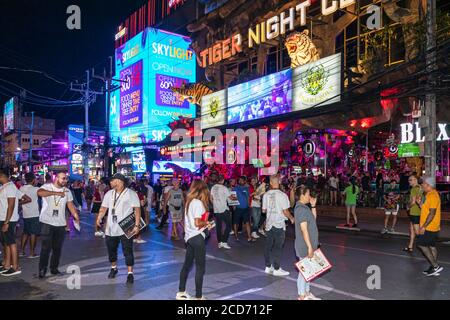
221 243 231 250
306 292 321 300
251 232 260 239
272 268 290 277
264 266 274 274
94 231 102 237
176 291 191 300
218 242 223 249
135 239 146 244
229 230 234 235
133 239 138 243
259 229 266 237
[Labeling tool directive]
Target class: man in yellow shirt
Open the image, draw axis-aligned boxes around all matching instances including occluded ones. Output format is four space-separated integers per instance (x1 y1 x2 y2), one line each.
417 177 443 277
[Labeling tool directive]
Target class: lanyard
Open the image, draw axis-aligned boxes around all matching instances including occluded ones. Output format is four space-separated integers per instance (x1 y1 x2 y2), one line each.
113 188 127 211
52 185 63 207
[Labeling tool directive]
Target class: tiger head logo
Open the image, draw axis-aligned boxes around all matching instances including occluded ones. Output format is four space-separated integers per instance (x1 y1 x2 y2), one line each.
209 98 219 119
285 30 320 69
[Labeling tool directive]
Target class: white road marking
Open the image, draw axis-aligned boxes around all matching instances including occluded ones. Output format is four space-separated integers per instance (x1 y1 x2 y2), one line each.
148 239 374 300
321 242 450 266
217 288 263 300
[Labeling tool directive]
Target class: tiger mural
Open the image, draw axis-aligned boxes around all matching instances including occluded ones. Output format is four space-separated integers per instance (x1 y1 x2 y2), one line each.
170 83 214 106
285 30 320 68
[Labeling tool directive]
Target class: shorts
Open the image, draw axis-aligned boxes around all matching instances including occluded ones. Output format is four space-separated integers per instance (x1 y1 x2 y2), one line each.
329 186 337 191
385 205 399 215
0 221 18 245
233 207 250 225
23 217 41 235
409 215 420 225
417 231 439 247
346 204 356 208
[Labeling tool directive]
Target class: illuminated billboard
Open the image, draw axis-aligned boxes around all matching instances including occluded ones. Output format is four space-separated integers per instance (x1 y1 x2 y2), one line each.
152 161 201 174
292 53 341 111
131 150 147 173
3 97 16 134
109 28 197 145
68 125 84 176
227 69 292 124
201 89 227 129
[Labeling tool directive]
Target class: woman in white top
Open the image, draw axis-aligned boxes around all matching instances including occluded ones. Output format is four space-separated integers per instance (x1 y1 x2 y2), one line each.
176 180 214 300
328 173 339 206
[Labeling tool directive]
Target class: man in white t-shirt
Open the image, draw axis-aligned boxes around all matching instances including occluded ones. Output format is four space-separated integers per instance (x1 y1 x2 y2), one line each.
262 174 294 277
211 176 235 249
0 170 31 277
97 173 141 284
156 180 173 230
20 172 41 258
37 171 80 279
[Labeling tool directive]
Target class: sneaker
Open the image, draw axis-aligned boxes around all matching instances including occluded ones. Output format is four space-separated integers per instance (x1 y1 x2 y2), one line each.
306 292 321 300
381 228 388 234
422 266 434 275
176 291 191 300
19 252 27 257
229 230 235 235
1 268 22 277
264 266 274 274
343 224 351 228
251 232 260 239
389 228 395 233
426 266 443 277
218 242 223 249
0 266 9 274
126 273 134 284
258 229 266 237
38 269 47 279
94 231 103 237
193 296 207 300
221 243 231 250
135 239 147 244
108 268 118 279
133 239 138 243
273 268 290 277
50 269 64 276
352 223 358 228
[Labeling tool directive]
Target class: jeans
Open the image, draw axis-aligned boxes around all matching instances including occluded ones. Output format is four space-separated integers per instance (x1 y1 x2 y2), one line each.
251 207 262 232
376 189 384 207
215 210 231 243
39 223 66 272
105 235 134 266
179 234 206 298
264 227 285 270
297 258 311 296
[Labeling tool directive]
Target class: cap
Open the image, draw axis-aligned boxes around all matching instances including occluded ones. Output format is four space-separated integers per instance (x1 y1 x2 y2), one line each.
422 176 435 188
111 173 127 184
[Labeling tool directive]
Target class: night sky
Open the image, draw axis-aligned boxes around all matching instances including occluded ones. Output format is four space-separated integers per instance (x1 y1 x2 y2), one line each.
0 0 147 130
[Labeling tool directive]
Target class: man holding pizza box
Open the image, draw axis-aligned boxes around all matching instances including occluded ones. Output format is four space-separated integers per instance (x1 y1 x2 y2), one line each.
294 186 321 300
96 173 142 285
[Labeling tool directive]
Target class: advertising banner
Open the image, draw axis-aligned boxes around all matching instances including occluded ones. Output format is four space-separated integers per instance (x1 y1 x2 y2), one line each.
3 97 16 134
110 28 196 145
120 60 143 129
68 125 84 176
201 89 227 129
292 53 341 111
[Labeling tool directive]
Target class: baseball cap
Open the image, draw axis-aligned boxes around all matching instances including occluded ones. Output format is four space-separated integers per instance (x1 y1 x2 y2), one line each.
422 176 435 188
111 173 127 184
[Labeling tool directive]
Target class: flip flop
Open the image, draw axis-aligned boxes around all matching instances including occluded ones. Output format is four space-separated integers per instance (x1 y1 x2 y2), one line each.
403 247 413 253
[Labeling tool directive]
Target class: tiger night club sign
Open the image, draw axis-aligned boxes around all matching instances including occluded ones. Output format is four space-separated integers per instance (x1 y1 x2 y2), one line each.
199 0 355 67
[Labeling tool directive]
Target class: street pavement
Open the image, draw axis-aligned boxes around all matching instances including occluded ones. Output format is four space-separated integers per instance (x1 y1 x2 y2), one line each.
0 210 449 300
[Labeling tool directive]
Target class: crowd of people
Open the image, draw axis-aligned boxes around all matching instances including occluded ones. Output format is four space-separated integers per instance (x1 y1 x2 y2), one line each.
0 168 444 300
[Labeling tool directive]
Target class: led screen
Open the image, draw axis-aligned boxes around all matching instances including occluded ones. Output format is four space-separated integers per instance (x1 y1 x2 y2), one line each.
227 69 292 124
3 97 16 134
152 161 201 174
68 125 84 176
132 150 147 173
109 28 196 145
